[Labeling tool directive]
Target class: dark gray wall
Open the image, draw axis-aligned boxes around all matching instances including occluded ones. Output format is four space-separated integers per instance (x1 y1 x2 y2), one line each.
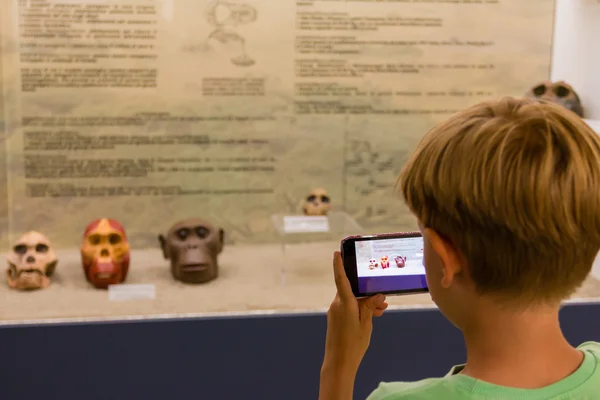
1 303 598 400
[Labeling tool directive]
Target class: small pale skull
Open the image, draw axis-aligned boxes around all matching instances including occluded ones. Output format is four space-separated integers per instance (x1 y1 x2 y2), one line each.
81 218 130 289
302 188 331 216
525 81 584 117
368 259 378 270
6 231 57 290
159 218 224 284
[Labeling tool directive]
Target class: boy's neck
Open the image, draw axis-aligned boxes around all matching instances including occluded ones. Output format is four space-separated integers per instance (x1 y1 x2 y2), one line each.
460 302 584 389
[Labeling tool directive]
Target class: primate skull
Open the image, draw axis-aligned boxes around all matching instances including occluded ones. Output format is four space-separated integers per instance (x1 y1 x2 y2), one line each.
395 255 407 268
80 218 130 289
6 231 57 290
302 188 331 216
368 259 378 270
525 81 584 117
381 255 390 269
159 218 224 284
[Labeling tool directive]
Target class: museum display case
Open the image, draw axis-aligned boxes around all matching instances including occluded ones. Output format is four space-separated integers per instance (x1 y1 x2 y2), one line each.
2 1 600 399
0 0 599 327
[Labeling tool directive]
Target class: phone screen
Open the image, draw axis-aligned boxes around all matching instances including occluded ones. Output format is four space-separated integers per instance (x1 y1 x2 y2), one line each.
344 233 428 296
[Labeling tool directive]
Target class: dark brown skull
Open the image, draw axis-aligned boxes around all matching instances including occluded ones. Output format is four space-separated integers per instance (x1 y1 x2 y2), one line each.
159 219 224 284
526 80 584 117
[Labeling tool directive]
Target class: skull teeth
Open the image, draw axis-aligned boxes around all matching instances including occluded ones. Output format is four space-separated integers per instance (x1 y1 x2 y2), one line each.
182 264 208 272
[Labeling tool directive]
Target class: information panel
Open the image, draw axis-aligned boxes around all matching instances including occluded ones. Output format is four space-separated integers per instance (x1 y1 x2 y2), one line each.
0 0 555 248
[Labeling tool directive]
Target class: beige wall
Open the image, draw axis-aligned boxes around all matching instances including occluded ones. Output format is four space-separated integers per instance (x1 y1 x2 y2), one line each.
0 0 556 250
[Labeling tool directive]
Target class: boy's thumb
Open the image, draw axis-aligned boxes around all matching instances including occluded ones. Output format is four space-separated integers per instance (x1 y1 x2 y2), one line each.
359 294 385 328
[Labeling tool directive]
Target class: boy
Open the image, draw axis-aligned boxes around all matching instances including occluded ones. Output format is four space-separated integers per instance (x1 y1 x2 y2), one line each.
319 97 600 399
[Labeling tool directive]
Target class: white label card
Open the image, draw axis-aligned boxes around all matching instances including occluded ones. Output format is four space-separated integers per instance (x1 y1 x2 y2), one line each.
283 216 330 233
108 284 156 301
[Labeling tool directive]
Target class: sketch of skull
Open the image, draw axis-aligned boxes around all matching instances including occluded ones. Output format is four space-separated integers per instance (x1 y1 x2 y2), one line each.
205 0 257 67
302 188 331 216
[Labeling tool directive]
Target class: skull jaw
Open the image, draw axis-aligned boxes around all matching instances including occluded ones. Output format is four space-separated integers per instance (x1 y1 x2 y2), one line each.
171 262 218 284
303 204 330 216
86 259 126 289
6 268 50 290
556 99 584 117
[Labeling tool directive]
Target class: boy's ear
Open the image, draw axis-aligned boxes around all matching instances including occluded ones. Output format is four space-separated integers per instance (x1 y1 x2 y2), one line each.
424 228 463 288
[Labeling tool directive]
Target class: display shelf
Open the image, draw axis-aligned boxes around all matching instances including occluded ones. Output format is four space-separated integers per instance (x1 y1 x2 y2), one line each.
0 241 427 324
1 241 600 325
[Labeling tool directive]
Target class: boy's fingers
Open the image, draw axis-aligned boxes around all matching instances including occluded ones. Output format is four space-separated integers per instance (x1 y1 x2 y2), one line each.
373 302 389 318
333 251 354 303
359 294 386 327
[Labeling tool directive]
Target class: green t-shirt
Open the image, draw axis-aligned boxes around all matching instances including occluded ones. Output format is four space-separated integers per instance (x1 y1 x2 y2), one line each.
367 342 600 400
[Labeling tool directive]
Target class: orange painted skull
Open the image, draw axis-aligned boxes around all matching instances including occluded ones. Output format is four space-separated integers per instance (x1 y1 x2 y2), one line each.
381 255 390 269
80 218 130 289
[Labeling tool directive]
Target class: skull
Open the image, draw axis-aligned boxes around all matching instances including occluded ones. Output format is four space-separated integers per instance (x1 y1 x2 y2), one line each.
368 259 378 270
159 218 224 284
395 255 407 268
6 231 57 290
525 81 584 117
381 255 389 269
302 188 331 216
80 218 130 289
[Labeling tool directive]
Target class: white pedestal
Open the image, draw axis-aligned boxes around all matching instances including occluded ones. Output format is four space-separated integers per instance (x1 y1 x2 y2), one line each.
551 0 600 119
271 211 363 285
584 119 600 134
592 251 600 280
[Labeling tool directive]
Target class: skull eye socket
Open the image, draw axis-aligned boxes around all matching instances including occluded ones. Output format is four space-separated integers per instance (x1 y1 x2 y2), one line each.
553 84 571 98
88 234 101 246
36 244 49 253
109 234 122 245
176 228 190 241
307 195 317 202
320 195 330 203
532 84 547 97
14 244 27 254
195 226 210 239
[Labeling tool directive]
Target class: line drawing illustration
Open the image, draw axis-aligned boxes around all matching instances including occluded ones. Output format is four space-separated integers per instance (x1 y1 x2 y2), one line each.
204 0 258 67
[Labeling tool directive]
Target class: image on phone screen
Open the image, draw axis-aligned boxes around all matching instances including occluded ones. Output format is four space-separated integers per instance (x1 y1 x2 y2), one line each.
353 235 427 295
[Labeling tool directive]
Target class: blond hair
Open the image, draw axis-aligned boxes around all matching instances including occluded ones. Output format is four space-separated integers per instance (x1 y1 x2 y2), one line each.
399 97 600 304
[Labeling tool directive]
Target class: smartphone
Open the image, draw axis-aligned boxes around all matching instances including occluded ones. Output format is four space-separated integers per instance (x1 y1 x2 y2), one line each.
341 232 428 297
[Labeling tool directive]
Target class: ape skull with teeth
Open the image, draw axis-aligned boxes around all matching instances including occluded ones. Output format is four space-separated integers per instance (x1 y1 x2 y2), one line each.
159 218 224 284
80 218 130 289
525 81 584 117
6 231 57 290
302 188 331 216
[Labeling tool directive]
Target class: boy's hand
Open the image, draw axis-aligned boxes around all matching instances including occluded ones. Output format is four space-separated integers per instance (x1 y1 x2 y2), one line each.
322 251 389 374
